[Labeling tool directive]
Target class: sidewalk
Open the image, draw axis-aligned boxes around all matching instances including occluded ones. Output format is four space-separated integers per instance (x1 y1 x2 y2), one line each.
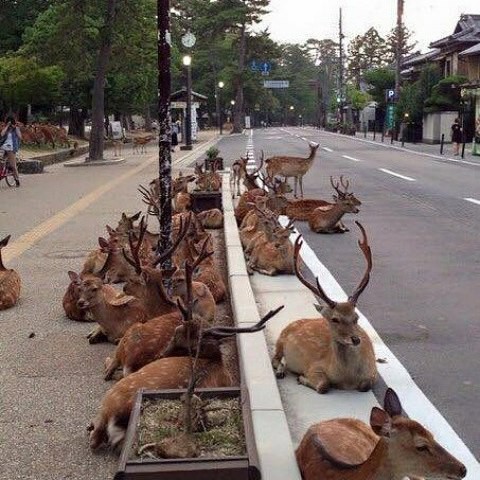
304 126 480 165
0 130 218 480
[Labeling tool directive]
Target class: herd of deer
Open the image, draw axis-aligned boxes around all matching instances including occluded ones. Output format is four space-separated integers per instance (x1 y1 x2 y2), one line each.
0 122 71 149
0 142 467 479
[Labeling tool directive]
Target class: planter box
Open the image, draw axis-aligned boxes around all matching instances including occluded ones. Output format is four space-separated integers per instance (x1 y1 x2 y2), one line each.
191 191 222 213
115 387 260 480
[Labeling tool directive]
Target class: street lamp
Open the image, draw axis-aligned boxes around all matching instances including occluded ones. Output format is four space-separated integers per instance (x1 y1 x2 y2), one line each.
182 55 193 150
216 81 225 135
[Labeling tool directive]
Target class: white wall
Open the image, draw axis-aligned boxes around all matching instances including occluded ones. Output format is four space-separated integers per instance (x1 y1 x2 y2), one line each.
423 111 459 144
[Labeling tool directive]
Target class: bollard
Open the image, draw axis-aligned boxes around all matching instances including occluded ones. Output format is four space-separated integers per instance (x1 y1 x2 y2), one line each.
440 134 445 155
461 141 466 158
381 130 385 142
391 133 394 144
364 127 367 138
373 126 376 141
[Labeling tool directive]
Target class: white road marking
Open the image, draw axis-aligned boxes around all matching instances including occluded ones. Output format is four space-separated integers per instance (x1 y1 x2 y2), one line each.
278 217 480 478
322 147 333 152
464 197 480 205
379 168 416 182
342 155 362 162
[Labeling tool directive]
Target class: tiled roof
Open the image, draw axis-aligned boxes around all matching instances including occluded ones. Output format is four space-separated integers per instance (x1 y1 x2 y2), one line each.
459 42 480 57
430 14 480 48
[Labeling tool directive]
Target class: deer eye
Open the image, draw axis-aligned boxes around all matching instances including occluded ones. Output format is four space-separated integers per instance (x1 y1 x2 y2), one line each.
416 445 430 453
331 318 340 324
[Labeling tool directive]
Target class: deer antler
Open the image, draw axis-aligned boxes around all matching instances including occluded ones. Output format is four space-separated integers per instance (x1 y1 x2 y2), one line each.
348 221 373 305
203 305 285 338
122 216 147 275
294 236 336 309
340 175 350 192
330 176 343 196
138 184 159 216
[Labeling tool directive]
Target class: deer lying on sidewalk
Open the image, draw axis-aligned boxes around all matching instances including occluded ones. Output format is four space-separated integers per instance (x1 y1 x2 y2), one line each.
194 163 222 191
72 272 147 344
0 235 21 310
308 177 361 234
197 209 224 229
89 281 284 450
104 239 217 381
265 143 320 198
272 223 377 393
296 388 467 480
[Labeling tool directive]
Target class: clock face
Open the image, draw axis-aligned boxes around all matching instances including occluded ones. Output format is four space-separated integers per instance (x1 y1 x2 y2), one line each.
182 32 196 48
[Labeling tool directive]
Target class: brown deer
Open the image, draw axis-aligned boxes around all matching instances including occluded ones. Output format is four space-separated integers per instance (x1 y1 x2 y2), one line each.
286 176 361 221
265 143 320 198
197 209 224 229
296 388 467 480
272 223 377 393
63 272 116 322
104 240 217 380
194 163 222 192
230 156 248 197
89 306 284 449
72 273 147 344
132 134 154 154
307 177 361 234
0 235 21 310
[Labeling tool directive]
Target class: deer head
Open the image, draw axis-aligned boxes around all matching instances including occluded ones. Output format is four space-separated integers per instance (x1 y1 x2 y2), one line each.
0 235 12 271
76 275 105 309
369 389 467 480
330 175 361 207
294 222 372 347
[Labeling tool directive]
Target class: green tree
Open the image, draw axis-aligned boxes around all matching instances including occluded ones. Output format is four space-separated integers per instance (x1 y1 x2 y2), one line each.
385 23 417 63
424 75 469 113
348 28 388 87
363 67 395 107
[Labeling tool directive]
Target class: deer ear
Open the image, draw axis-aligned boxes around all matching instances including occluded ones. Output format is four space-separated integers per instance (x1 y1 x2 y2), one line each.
121 213 127 221
384 388 402 417
332 194 338 202
110 294 136 307
68 271 80 283
131 211 141 221
0 235 11 248
370 407 392 437
98 237 109 249
106 225 116 235
313 303 324 314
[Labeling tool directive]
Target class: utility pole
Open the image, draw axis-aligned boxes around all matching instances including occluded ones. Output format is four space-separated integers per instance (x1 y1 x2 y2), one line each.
338 8 345 125
395 0 404 97
157 0 172 264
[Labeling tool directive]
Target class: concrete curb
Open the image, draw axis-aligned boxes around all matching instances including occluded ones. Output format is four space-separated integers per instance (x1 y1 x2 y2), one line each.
221 174 302 480
64 157 126 167
24 145 90 166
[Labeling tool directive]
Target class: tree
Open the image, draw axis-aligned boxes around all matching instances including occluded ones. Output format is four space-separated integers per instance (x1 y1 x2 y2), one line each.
363 68 395 107
424 75 469 113
385 23 417 64
348 28 388 87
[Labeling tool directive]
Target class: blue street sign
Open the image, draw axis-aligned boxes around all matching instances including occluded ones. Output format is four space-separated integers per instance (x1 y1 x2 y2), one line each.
250 60 271 73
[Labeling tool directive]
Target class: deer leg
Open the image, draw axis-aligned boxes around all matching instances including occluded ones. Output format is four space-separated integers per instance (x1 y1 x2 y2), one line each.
87 325 108 344
299 176 304 198
104 354 120 381
298 364 330 393
357 379 374 392
293 177 298 198
272 343 286 378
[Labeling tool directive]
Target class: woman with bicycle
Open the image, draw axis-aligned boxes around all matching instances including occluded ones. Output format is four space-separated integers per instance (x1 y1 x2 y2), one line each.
1 116 22 187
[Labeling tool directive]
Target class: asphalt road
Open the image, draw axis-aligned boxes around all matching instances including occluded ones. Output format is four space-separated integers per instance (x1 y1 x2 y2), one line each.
220 127 480 460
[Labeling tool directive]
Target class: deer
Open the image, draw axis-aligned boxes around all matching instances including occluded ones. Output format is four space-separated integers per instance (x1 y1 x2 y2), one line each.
230 156 248 197
265 143 320 198
296 388 467 480
307 177 361 234
194 163 222 191
132 134 154 154
89 303 284 450
63 271 116 322
197 209 224 229
72 272 147 344
272 223 377 393
247 221 295 276
0 235 21 310
104 238 217 381
286 176 361 221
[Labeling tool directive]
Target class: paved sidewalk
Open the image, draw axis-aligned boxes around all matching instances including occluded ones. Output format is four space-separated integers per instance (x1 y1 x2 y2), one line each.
303 126 480 165
0 130 218 480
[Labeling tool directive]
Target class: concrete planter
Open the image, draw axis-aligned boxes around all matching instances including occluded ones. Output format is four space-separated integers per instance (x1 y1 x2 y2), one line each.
115 387 260 479
191 191 222 213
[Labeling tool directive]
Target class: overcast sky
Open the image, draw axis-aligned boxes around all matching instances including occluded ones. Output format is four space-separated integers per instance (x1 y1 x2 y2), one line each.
259 0 479 52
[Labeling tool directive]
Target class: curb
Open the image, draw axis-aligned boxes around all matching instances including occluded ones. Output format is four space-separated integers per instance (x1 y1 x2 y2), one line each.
24 144 90 166
64 157 126 167
221 174 302 480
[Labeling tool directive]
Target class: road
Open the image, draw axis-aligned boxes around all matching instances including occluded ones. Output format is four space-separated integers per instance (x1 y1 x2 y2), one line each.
219 127 480 460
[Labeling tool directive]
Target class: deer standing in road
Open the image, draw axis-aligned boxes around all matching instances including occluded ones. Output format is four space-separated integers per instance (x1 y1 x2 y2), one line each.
272 223 377 393
230 156 248 197
265 143 320 198
296 388 467 480
0 235 21 310
132 134 154 154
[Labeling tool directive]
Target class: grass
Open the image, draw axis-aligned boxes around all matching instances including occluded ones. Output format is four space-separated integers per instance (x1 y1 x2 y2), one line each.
131 396 247 461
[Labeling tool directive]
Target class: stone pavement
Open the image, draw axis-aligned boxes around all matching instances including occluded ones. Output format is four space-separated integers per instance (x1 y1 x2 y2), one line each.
0 129 218 480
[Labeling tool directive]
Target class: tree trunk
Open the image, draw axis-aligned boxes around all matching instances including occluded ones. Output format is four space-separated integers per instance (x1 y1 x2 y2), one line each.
68 107 86 138
144 105 152 131
232 22 246 134
87 0 118 161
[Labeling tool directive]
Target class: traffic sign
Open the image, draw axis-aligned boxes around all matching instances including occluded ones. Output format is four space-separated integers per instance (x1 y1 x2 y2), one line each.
263 80 289 89
181 31 196 48
251 60 271 74
386 89 396 102
385 104 396 130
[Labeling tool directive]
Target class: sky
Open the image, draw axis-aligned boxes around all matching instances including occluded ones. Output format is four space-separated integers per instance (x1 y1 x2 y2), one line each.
259 0 480 52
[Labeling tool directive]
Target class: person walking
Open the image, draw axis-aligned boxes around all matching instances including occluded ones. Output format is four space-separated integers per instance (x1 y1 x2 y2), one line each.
451 118 462 156
0 116 22 186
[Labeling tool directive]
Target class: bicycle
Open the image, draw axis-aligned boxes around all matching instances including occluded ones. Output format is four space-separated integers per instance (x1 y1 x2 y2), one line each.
0 154 16 187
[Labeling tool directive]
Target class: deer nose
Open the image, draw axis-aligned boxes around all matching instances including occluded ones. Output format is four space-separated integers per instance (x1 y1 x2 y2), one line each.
77 299 87 309
351 336 361 346
459 464 467 478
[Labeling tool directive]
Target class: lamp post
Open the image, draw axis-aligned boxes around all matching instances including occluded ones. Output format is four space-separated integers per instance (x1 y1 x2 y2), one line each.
216 81 224 135
182 55 193 150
